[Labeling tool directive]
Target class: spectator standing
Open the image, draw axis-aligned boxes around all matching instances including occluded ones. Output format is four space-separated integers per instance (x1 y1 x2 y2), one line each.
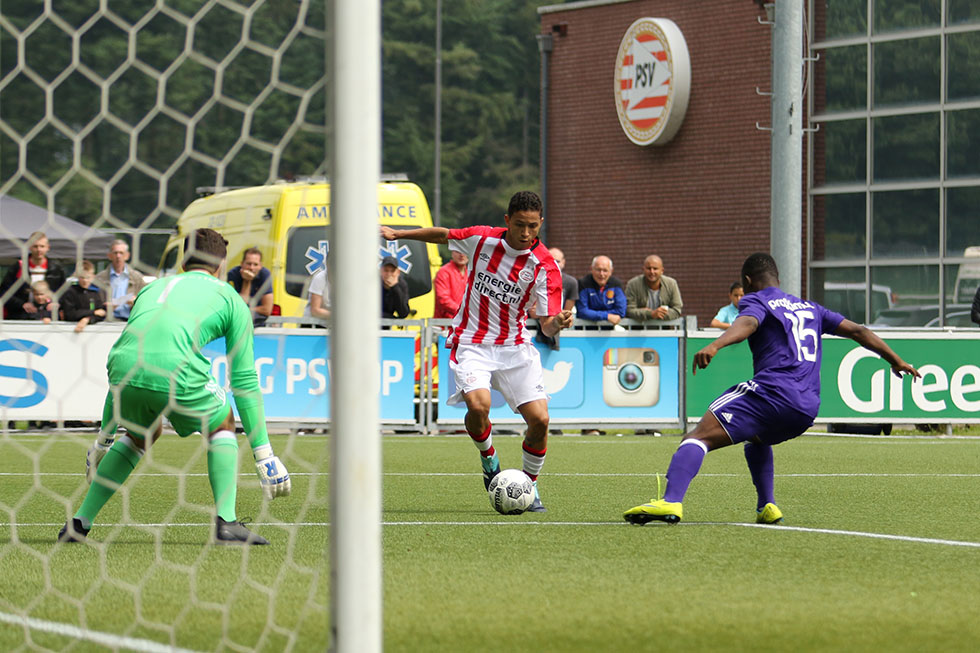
577 255 627 326
433 250 469 319
626 255 683 323
535 247 578 350
710 282 745 329
227 247 273 327
550 247 579 312
380 255 411 319
302 267 331 327
1 231 66 320
29 281 55 323
95 239 147 321
61 260 108 333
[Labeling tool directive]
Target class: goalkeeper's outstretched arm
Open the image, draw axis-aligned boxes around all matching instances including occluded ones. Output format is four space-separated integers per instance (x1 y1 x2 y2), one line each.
225 295 291 499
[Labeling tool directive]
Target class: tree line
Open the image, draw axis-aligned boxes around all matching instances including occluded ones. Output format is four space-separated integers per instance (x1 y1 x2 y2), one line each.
0 0 553 267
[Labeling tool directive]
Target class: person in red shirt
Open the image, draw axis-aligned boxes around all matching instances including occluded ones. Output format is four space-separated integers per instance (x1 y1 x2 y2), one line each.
433 250 469 318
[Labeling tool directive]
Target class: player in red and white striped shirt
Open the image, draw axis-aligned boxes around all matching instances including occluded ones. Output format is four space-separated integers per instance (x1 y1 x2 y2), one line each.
381 191 573 512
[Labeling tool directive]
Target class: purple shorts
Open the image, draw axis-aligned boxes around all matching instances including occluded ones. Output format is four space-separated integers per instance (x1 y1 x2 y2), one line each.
708 380 814 445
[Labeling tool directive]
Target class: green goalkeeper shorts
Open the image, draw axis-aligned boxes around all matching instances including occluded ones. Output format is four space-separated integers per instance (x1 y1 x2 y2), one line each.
103 379 232 440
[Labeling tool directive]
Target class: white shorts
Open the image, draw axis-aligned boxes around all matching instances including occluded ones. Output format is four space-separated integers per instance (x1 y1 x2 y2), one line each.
448 343 547 413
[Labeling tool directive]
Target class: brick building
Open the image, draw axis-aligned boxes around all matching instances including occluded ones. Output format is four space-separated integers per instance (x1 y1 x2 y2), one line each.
539 0 980 328
538 0 775 326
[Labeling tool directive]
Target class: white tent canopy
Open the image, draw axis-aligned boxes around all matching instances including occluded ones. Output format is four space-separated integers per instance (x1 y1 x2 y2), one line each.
0 195 115 260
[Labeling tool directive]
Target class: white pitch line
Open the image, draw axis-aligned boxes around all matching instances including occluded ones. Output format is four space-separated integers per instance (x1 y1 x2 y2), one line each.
728 522 980 548
7 520 980 550
807 432 980 441
382 521 980 548
0 611 203 653
2 471 979 478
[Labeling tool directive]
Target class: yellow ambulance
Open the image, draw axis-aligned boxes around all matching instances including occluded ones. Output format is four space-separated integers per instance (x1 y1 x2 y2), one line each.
160 177 442 320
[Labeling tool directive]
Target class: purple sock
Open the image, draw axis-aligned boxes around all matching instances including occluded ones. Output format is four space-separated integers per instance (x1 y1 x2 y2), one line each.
663 440 707 503
743 441 775 510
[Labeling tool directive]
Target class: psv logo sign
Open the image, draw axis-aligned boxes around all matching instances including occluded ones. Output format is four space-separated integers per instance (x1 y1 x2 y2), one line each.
614 17 691 146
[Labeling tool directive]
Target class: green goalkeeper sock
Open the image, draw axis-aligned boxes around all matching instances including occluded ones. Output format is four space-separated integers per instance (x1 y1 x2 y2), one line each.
75 435 143 527
207 431 239 522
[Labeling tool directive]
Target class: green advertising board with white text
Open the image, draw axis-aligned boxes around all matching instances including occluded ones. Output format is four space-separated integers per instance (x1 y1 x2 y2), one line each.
686 333 980 423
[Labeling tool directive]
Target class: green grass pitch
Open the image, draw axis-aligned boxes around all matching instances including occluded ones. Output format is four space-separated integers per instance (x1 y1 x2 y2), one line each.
1 432 978 652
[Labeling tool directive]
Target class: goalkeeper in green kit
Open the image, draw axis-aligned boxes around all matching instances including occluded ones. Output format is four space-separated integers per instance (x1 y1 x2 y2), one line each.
58 228 290 545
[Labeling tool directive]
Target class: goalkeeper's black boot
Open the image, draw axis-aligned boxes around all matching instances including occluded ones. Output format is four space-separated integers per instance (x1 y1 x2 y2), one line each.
57 518 90 543
215 517 269 545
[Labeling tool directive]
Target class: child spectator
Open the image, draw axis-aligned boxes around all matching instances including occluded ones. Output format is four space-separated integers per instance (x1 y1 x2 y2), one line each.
61 261 108 333
29 280 55 323
710 282 745 329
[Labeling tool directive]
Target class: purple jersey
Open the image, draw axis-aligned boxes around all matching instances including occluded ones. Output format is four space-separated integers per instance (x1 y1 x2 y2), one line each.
737 286 845 417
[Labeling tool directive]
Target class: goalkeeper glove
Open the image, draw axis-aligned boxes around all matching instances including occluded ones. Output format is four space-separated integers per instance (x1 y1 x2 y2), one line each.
253 445 291 499
85 433 116 484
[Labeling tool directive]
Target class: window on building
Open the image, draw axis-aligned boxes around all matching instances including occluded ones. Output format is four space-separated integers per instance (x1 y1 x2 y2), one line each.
809 0 980 326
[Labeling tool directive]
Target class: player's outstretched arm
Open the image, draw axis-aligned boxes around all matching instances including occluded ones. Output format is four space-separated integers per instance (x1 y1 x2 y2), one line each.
834 319 921 379
693 315 759 374
539 309 574 337
380 226 449 244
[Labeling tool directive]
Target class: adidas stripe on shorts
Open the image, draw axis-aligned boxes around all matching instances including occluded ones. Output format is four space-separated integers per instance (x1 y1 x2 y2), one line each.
709 380 814 445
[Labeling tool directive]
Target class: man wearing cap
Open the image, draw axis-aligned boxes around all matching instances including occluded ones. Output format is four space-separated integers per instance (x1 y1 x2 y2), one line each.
380 255 411 319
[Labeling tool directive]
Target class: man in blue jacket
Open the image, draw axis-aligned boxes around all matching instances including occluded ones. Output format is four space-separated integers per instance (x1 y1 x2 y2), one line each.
576 255 627 326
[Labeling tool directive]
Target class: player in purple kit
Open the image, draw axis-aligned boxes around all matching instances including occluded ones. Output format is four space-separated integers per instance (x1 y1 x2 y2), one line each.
624 253 920 525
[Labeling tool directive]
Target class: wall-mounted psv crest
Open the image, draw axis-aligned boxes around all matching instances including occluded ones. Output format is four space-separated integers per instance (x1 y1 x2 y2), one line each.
614 17 691 146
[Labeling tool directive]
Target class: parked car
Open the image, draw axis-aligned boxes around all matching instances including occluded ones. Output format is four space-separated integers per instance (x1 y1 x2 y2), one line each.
871 304 972 328
821 282 894 324
952 246 980 304
923 309 974 328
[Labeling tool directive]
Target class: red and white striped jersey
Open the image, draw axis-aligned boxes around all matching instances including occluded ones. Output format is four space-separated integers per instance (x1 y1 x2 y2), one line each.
446 225 563 347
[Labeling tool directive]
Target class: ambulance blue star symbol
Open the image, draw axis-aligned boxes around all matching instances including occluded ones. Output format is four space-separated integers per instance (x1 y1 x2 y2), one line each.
305 240 329 274
379 243 413 273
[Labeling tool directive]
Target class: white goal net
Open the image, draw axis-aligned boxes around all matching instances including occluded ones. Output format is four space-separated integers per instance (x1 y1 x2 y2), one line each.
0 1 331 650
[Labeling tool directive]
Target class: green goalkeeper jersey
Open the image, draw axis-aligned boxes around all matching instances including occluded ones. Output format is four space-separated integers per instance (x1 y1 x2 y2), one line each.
107 270 267 443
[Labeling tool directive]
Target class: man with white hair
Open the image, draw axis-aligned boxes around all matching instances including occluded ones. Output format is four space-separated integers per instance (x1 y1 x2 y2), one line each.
576 254 626 326
95 239 147 321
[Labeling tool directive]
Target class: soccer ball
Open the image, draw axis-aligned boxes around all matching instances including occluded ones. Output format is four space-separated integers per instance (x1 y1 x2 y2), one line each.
487 469 535 515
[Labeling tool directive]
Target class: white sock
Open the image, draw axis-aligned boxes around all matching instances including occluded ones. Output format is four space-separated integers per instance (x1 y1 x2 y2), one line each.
522 445 546 481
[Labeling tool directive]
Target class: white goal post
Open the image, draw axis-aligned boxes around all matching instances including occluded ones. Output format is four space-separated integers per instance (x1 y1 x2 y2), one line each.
0 1 383 650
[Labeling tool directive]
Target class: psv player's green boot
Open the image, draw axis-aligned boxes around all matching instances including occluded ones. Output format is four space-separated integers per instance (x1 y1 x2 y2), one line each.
481 452 500 491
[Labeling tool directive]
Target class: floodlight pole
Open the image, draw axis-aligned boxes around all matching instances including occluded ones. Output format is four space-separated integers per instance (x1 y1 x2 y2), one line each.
434 0 442 227
769 0 803 297
329 0 382 651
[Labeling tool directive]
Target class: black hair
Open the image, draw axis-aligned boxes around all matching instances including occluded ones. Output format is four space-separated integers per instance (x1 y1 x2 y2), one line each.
729 281 743 292
183 228 228 272
507 190 543 216
741 252 779 282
